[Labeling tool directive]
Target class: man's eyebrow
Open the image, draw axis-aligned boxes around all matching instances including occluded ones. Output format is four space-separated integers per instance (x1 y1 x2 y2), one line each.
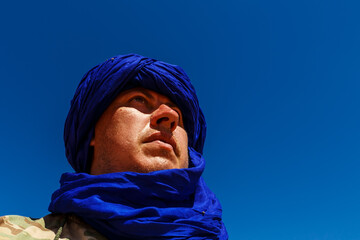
133 88 154 100
129 88 180 110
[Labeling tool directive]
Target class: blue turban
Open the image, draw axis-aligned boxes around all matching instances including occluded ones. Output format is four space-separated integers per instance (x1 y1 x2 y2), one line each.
50 54 228 239
64 54 206 172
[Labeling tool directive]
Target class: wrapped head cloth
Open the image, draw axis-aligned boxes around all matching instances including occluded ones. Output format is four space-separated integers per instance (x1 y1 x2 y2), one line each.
64 54 206 172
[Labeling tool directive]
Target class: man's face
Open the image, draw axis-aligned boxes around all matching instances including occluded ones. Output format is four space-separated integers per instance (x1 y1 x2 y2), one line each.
90 87 189 174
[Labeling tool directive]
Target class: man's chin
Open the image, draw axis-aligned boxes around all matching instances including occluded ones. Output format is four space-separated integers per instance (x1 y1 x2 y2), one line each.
130 156 181 173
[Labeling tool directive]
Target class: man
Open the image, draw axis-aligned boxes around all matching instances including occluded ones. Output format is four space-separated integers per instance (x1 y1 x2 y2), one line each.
0 54 228 239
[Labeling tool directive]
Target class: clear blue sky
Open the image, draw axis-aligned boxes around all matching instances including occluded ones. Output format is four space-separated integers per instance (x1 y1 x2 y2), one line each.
1 1 360 239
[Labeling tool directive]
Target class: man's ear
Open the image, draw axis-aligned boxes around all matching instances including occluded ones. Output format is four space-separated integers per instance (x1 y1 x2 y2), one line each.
90 137 95 146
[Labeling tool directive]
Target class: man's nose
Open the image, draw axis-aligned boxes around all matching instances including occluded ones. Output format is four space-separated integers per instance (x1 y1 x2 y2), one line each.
150 104 179 132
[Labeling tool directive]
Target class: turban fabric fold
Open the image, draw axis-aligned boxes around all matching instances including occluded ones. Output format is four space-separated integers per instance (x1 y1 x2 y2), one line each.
50 54 228 239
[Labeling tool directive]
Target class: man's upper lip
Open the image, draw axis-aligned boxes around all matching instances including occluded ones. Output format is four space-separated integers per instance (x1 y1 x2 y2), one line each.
144 133 177 153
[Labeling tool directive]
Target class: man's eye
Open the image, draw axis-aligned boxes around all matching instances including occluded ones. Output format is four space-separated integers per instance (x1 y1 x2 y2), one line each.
130 96 147 104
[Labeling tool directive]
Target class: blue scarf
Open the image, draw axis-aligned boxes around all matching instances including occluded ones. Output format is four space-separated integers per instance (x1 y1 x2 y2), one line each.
49 148 228 239
51 54 228 239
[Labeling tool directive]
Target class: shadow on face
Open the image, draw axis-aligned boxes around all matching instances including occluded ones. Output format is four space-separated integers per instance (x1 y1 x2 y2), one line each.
89 87 189 175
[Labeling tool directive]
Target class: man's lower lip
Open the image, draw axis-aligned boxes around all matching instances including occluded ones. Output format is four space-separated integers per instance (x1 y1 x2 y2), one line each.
144 140 178 156
147 140 173 149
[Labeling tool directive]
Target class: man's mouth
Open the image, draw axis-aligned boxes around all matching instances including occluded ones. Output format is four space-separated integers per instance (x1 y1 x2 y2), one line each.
143 133 178 155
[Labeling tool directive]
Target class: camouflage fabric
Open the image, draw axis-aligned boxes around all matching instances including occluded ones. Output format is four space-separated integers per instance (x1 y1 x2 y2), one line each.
0 214 107 240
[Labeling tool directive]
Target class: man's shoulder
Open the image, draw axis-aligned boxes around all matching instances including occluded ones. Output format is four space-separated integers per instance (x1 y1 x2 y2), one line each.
0 214 107 240
0 214 59 239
